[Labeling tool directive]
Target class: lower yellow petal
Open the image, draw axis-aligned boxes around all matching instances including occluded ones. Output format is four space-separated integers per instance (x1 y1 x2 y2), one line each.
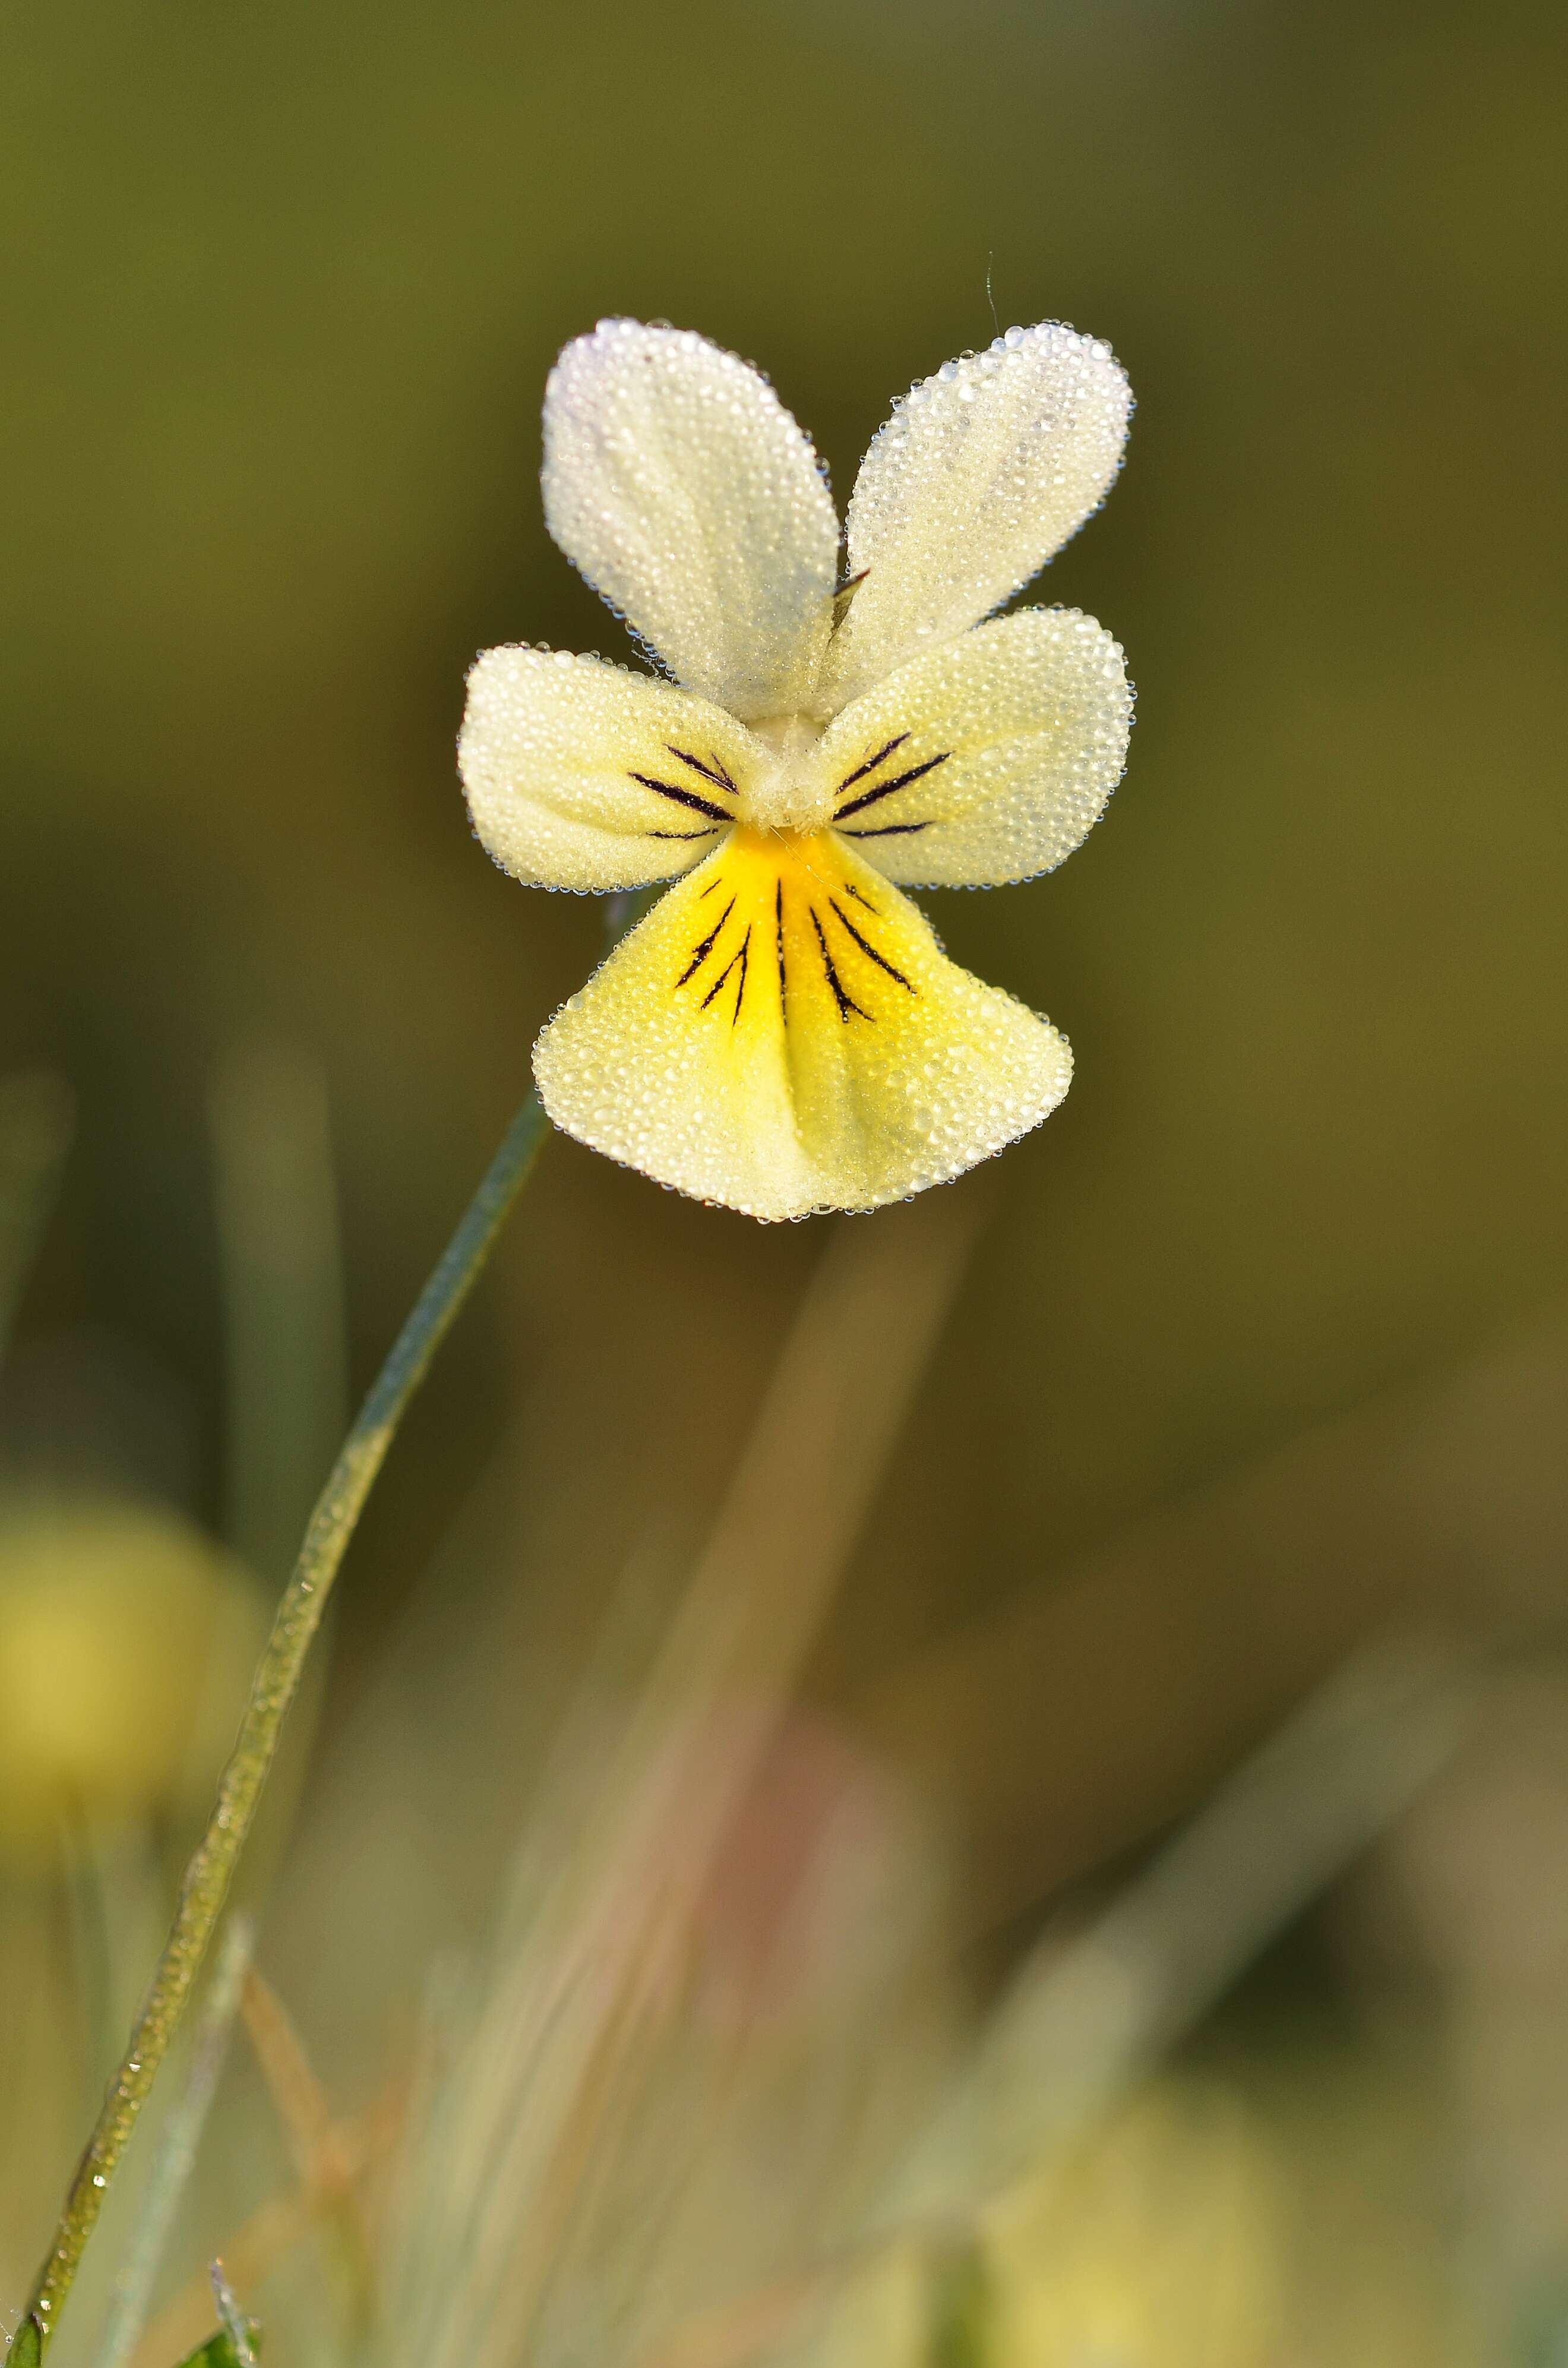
533 828 1071 1221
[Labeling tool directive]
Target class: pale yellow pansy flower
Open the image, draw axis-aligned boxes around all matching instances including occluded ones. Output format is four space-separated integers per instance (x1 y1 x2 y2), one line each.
460 318 1134 1221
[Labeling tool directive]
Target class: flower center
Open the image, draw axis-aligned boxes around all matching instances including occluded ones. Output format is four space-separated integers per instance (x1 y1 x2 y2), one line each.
739 715 833 836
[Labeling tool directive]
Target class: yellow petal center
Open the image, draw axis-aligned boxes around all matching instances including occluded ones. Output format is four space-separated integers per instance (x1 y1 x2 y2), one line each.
533 824 1074 1220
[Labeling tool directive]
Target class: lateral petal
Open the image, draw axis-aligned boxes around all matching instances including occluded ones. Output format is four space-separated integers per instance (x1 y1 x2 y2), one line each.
460 646 758 892
818 323 1131 712
533 829 1072 1220
819 608 1131 888
542 320 840 723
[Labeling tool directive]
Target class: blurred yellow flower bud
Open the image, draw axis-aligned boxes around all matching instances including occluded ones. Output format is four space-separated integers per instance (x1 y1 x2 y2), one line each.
985 2082 1287 2368
0 1500 266 1865
820 2081 1286 2368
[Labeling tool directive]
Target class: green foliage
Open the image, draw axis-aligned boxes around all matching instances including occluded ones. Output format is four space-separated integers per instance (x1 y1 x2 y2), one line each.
927 2240 994 2368
173 2325 262 2368
6 2319 43 2368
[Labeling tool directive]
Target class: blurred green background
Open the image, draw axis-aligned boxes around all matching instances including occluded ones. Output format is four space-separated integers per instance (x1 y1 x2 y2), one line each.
2 0 1566 2007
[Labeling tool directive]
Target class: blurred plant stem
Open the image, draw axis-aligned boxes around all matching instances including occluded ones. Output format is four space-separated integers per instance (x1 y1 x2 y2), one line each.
18 1089 549 2354
0 1069 75 1367
207 1041 350 1922
209 1042 347 1586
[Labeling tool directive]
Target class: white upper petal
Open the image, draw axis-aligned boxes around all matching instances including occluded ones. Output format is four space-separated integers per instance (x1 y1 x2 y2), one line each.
817 323 1131 713
542 320 840 724
460 645 761 893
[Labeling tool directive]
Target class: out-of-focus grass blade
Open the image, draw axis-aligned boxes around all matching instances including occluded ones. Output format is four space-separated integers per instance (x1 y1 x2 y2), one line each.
207 1040 348 1909
634 1643 1485 2368
884 1641 1482 2220
170 2319 262 2368
387 1188 987 2368
129 2085 399 2368
208 1042 346 1586
100 1916 256 2368
238 1966 377 2332
206 2267 255 2368
925 2240 992 2368
0 1070 74 1367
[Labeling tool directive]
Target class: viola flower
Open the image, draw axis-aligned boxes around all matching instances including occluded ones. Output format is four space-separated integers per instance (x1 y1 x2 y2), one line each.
460 319 1134 1221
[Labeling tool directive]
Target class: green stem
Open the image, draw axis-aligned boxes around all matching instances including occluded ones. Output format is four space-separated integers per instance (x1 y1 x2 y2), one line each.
20 1091 549 2352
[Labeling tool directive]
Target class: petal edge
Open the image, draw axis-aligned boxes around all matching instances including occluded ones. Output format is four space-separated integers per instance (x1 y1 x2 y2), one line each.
460 646 760 893
820 608 1132 889
543 321 840 722
819 324 1131 712
533 830 1072 1219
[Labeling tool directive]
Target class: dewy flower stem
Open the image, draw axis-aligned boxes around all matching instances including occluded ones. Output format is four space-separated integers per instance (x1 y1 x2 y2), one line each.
19 1091 550 2355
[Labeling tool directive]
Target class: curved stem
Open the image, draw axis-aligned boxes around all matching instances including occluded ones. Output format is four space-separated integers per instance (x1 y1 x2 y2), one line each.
20 1091 549 2351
